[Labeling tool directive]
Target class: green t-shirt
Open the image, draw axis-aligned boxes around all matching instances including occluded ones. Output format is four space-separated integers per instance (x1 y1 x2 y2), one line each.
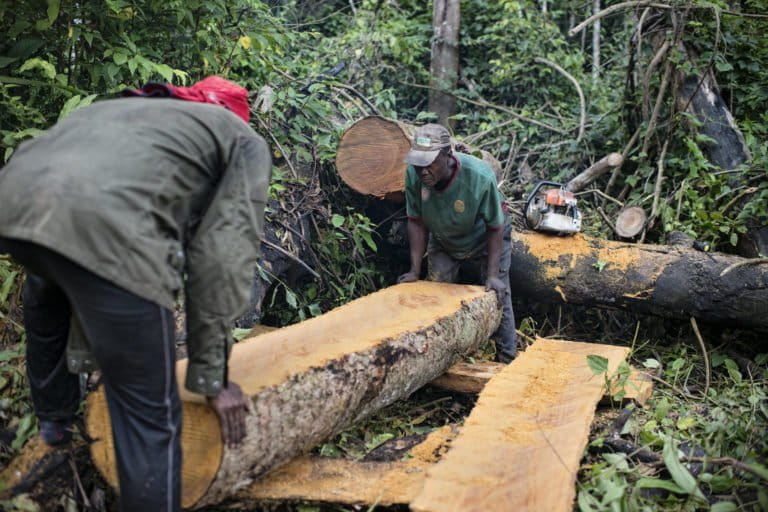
405 152 505 259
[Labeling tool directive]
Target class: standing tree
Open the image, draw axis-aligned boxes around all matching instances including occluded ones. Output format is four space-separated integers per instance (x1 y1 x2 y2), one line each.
429 0 460 127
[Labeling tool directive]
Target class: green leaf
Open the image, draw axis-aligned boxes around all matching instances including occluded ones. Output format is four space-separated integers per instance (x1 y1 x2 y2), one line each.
154 63 174 82
634 477 686 493
308 303 322 317
18 57 56 79
643 358 660 369
35 0 61 30
361 231 377 252
58 94 98 121
662 438 706 501
676 416 696 430
12 414 35 451
710 502 737 512
231 328 251 342
365 432 394 452
0 56 18 69
331 214 345 228
586 355 608 375
0 270 17 303
113 51 128 66
285 288 298 309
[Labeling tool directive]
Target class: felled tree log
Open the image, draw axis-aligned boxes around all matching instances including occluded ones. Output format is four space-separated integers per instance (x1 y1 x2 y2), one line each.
565 152 623 193
336 116 501 201
85 282 501 509
510 232 768 331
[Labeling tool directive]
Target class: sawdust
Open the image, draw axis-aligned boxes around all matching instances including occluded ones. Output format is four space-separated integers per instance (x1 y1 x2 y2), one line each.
0 437 56 490
407 425 457 464
518 232 642 281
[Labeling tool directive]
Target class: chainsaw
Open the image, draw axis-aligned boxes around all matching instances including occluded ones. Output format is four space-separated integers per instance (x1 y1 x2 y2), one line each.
524 181 582 235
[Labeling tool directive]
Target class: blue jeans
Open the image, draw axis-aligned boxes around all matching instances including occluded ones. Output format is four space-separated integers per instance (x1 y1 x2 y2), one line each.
426 224 517 360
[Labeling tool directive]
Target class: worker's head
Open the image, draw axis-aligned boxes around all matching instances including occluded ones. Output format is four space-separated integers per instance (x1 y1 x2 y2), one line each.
405 124 453 187
123 76 250 123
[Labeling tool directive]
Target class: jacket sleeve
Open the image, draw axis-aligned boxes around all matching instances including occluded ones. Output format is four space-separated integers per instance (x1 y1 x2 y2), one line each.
183 133 271 396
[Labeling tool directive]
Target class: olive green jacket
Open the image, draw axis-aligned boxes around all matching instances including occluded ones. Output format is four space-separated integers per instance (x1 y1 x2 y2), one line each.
0 98 271 396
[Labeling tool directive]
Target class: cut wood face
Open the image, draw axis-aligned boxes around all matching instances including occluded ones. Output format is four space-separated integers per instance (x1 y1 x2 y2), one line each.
335 116 412 199
410 339 629 512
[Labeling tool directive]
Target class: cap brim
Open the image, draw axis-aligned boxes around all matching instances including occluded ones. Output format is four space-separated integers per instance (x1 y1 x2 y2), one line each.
405 149 440 167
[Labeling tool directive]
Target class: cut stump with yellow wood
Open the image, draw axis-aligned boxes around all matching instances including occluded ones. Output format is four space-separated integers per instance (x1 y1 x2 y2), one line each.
85 282 501 509
410 338 629 512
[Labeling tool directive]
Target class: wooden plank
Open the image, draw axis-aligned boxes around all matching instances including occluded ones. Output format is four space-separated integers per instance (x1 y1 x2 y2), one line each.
430 361 504 393
231 425 458 507
410 339 629 512
431 359 652 405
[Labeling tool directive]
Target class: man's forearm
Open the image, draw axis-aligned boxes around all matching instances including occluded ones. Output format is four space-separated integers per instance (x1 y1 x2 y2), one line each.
407 218 428 273
486 227 503 277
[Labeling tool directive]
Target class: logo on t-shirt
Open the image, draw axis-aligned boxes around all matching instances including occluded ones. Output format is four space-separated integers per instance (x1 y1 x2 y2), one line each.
454 199 465 213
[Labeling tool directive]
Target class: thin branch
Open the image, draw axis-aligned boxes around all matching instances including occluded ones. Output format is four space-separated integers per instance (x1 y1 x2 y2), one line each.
597 206 617 231
689 317 710 399
0 75 87 96
253 115 298 179
534 57 586 143
604 126 642 202
650 139 669 221
641 55 673 156
569 1 672 37
399 81 567 135
331 82 382 116
261 239 321 279
719 258 768 278
642 39 671 119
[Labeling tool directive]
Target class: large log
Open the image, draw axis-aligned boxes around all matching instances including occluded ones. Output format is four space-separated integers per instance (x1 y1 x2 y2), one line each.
85 282 500 508
510 232 768 331
335 116 501 201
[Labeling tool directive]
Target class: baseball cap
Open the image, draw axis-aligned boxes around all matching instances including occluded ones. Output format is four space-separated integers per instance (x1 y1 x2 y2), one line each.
405 124 452 167
123 76 250 123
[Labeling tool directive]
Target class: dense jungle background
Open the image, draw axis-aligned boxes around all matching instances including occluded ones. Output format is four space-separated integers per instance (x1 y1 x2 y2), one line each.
1 0 767 510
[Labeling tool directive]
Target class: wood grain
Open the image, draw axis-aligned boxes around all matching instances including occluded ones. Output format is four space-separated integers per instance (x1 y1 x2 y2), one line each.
410 338 629 512
86 281 501 508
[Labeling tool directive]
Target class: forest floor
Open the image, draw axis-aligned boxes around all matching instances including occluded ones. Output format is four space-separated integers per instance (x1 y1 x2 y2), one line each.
1 302 766 511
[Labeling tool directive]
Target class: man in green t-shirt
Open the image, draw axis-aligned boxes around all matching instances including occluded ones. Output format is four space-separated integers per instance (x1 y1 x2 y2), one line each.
397 124 516 363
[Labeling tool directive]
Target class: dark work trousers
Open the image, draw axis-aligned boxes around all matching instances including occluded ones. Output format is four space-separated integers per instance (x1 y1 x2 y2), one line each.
427 224 517 359
0 238 181 512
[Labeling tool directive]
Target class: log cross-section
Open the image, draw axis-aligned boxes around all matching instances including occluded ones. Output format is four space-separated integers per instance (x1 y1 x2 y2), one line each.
85 282 501 508
410 339 629 512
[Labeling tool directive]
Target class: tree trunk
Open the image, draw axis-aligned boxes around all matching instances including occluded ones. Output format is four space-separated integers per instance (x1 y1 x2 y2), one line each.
85 282 501 509
510 232 768 331
591 0 601 83
676 71 750 170
430 0 460 127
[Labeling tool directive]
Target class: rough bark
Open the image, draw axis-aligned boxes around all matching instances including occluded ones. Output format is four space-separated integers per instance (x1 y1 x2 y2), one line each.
430 0 460 127
676 71 750 171
565 152 624 192
510 231 768 331
336 116 501 201
85 282 501 508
